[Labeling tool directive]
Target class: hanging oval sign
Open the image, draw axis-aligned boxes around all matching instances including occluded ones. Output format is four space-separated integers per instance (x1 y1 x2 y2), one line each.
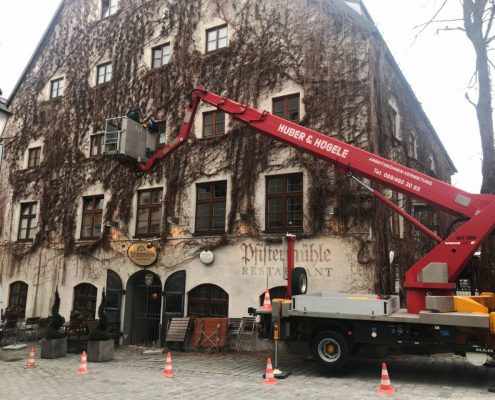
127 242 157 267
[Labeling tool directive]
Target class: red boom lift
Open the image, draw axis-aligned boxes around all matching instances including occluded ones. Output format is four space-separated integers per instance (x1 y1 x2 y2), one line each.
106 86 495 370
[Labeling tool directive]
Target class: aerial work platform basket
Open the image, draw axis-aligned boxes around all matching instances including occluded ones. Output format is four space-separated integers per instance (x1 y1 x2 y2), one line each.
103 116 156 162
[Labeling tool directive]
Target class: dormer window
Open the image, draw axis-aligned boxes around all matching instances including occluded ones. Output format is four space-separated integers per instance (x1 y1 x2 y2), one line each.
206 24 228 53
50 78 64 99
101 0 118 18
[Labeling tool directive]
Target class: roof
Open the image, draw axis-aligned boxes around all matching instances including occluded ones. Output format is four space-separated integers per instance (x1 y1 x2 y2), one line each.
354 1 457 173
7 0 66 107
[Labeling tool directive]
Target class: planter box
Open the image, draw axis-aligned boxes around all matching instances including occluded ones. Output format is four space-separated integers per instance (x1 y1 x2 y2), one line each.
41 337 67 359
87 339 114 362
1 344 27 362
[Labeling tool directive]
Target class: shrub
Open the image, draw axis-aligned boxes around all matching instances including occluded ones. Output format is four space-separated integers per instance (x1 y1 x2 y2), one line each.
45 289 66 340
89 289 110 341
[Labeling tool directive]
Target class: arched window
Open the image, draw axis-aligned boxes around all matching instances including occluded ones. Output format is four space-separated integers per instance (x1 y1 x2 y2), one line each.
188 284 228 317
73 283 97 320
8 281 28 318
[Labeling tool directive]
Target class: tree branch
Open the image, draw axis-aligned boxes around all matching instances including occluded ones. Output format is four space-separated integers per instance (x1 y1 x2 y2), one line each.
465 92 477 107
413 0 450 43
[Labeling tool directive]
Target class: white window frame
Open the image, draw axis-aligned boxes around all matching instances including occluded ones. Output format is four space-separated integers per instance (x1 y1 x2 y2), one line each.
152 43 171 68
206 24 228 53
101 0 118 18
388 100 401 140
96 62 112 85
50 77 64 99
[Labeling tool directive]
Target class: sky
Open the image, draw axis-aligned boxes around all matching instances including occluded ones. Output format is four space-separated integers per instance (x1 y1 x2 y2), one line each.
0 0 484 193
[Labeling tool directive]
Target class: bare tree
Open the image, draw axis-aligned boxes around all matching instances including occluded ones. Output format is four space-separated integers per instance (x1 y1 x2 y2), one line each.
418 0 495 289
462 0 495 290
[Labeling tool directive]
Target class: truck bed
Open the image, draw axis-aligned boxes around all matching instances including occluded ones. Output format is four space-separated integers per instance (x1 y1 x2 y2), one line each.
290 293 489 328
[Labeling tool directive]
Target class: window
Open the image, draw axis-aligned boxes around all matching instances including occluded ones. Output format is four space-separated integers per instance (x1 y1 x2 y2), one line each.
18 202 37 241
27 147 41 168
8 281 28 319
73 283 97 320
202 110 225 137
388 104 401 140
101 0 118 18
266 173 303 231
391 191 404 238
272 94 300 122
50 78 64 99
152 43 171 68
90 133 104 156
96 62 112 85
408 132 418 160
136 188 163 237
195 181 227 233
188 284 228 317
81 196 104 239
154 120 167 148
429 155 436 173
206 24 228 52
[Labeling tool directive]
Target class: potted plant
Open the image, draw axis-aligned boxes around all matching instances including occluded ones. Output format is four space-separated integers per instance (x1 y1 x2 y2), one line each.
87 289 114 362
41 289 67 359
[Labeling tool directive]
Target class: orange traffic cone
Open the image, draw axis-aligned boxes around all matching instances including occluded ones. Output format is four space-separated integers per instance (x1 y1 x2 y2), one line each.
26 347 35 368
377 362 395 394
77 351 88 375
262 289 272 311
262 357 278 385
162 352 174 377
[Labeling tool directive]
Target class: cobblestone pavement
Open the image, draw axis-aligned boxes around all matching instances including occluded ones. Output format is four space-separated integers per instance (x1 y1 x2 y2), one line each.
2 344 495 400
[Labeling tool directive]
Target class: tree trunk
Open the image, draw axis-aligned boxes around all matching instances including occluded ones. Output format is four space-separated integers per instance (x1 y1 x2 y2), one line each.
463 0 495 290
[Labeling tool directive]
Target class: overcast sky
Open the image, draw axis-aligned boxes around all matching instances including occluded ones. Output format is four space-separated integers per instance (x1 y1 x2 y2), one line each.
0 0 483 193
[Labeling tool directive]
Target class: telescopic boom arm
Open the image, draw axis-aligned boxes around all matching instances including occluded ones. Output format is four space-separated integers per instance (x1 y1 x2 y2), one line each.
139 86 495 313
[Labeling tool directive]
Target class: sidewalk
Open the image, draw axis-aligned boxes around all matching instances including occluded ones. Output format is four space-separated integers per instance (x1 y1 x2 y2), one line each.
1 344 495 399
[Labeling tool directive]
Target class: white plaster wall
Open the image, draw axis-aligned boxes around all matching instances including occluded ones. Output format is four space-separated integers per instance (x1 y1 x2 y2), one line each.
0 234 373 322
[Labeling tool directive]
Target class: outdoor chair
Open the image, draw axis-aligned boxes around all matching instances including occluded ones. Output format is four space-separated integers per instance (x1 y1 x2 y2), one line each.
227 317 241 350
233 316 257 352
197 320 221 352
164 317 191 351
18 317 40 342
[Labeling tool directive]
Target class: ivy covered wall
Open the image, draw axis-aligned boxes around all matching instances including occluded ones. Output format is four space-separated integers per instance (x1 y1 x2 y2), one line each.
0 0 455 295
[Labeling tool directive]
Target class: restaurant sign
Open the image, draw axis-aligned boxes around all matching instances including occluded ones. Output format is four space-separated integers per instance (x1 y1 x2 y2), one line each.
127 242 157 267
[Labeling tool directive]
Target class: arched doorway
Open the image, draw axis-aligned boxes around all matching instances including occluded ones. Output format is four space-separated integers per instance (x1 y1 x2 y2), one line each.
258 286 287 306
105 270 123 325
162 270 186 343
8 281 28 318
123 270 162 345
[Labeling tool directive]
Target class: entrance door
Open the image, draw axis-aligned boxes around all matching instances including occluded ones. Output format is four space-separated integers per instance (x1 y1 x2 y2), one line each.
130 271 162 345
162 270 186 343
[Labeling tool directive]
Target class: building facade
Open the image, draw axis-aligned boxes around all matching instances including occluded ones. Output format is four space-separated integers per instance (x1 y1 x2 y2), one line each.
0 0 456 345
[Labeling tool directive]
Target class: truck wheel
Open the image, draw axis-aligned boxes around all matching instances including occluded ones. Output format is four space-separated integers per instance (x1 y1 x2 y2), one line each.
292 267 308 295
311 330 349 372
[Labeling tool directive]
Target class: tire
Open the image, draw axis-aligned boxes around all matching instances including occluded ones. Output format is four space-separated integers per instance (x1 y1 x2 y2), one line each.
311 330 350 372
291 267 308 295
